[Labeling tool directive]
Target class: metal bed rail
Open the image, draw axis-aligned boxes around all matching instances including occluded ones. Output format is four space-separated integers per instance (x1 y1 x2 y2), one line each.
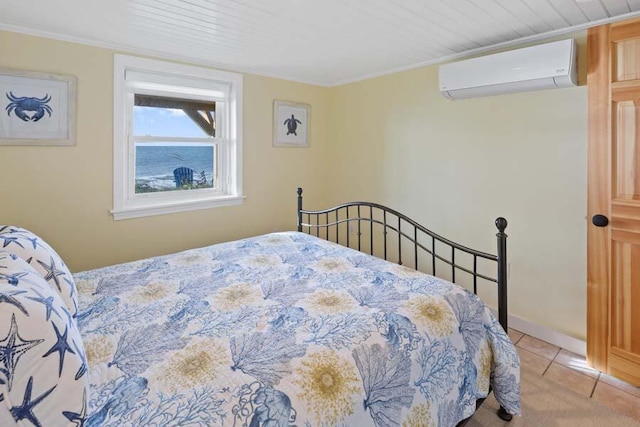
296 187 509 332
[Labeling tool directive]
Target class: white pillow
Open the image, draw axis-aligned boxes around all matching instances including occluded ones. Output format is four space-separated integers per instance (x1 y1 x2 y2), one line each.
0 251 88 427
0 226 78 320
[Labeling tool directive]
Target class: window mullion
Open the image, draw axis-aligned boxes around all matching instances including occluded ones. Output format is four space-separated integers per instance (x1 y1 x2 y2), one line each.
217 139 227 192
126 93 136 200
133 136 219 144
216 102 229 193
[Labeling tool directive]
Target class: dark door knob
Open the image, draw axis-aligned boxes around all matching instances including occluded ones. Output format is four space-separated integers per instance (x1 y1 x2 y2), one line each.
592 214 609 227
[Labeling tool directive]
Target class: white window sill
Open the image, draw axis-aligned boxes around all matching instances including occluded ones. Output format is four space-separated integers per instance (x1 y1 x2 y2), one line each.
111 195 245 220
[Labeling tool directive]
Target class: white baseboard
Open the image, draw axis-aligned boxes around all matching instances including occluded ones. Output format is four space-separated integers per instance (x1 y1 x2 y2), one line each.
508 314 586 356
491 310 587 356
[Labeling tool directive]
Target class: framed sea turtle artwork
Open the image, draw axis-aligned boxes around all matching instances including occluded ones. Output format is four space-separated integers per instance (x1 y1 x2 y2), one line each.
273 100 310 147
0 68 76 146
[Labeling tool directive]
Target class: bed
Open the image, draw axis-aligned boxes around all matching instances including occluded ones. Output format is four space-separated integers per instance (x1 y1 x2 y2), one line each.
0 189 520 427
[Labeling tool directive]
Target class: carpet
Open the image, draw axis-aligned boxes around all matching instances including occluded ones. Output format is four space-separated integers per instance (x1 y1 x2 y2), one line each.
466 367 640 426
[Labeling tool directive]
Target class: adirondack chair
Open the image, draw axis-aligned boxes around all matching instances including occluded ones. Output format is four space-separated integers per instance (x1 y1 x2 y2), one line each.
173 167 194 188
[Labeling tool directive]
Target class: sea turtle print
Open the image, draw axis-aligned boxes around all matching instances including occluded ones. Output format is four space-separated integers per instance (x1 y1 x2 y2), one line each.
284 114 302 135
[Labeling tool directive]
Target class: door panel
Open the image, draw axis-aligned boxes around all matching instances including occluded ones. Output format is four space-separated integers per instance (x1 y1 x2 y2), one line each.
610 348 640 385
611 241 640 353
588 19 640 386
614 101 640 199
616 39 640 82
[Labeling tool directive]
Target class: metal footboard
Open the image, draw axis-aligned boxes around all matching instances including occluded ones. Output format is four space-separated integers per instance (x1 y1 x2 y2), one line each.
296 187 509 332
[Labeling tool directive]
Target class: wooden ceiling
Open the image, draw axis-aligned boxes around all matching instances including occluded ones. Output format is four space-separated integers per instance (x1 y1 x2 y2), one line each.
1 0 639 85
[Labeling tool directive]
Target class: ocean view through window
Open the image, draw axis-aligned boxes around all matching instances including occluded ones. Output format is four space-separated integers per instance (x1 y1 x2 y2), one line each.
133 98 216 193
112 55 243 220
134 145 214 192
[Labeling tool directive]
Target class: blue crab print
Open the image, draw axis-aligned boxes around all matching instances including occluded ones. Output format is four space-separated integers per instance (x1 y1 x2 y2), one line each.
5 92 53 122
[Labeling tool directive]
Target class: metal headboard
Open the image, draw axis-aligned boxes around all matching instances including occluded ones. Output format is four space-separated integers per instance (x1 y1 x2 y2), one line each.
296 187 509 332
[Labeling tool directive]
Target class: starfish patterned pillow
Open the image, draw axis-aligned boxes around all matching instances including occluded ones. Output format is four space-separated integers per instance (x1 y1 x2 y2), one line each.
0 251 88 427
0 226 78 321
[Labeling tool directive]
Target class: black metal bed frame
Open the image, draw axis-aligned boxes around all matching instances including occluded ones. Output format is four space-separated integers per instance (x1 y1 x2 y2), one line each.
296 187 510 333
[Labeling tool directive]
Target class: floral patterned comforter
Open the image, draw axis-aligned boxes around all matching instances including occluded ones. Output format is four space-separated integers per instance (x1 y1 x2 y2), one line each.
74 232 520 427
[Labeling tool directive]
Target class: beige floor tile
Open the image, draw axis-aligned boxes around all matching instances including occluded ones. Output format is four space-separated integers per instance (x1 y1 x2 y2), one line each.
599 372 640 399
514 333 640 423
516 335 560 360
592 381 640 422
554 349 600 379
518 347 551 375
507 329 524 344
543 362 597 397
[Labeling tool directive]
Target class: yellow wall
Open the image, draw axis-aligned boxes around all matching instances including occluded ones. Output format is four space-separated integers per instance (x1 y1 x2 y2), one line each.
0 31 329 271
0 30 589 339
326 41 588 340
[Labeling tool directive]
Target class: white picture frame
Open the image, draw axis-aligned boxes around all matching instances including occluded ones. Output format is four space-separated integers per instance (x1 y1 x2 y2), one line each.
0 68 76 146
273 100 310 147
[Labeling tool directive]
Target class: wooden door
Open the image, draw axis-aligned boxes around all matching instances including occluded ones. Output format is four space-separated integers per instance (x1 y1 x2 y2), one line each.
588 19 640 386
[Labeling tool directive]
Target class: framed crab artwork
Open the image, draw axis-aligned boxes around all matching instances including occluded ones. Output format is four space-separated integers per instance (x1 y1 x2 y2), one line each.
0 68 76 146
273 100 310 147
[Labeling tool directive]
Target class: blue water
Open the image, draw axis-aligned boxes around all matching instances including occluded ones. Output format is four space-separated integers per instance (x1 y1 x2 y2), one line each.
135 145 214 188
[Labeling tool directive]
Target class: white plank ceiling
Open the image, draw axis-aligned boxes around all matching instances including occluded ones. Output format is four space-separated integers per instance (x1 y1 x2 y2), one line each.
1 0 639 86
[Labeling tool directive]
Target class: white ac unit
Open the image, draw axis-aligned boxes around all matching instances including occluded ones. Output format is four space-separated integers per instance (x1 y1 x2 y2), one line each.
439 39 577 100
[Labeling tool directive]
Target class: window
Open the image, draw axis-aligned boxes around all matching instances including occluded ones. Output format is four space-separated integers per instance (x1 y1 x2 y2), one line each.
112 55 243 220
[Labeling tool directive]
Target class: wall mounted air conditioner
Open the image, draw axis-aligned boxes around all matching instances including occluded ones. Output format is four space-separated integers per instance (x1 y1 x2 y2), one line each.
439 39 577 100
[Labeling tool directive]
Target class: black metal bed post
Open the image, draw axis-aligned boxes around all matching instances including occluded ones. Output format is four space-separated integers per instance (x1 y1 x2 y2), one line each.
297 188 303 232
495 217 508 332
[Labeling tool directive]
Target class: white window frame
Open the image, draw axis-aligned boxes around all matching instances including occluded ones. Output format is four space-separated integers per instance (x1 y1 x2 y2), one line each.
111 54 244 220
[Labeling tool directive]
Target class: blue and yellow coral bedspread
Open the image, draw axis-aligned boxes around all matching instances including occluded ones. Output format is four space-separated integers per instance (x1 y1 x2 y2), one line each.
75 232 520 427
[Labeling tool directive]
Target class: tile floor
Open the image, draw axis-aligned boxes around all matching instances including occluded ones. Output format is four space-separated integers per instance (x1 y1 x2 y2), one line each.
508 329 640 422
